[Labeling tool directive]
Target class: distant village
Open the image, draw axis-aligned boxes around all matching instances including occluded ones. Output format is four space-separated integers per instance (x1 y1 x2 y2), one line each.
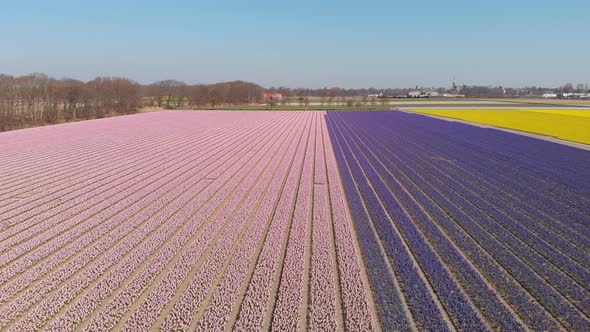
368 81 590 99
368 90 590 100
263 81 590 101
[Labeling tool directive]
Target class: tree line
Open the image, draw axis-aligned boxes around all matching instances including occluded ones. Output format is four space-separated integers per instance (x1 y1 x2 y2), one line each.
266 83 589 99
145 80 264 109
265 87 408 98
0 73 265 131
0 74 141 131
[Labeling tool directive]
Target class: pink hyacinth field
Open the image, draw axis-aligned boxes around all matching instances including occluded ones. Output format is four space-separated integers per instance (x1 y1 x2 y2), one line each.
0 111 378 331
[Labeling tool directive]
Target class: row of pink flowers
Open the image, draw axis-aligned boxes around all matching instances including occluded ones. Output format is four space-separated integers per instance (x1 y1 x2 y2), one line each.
0 111 377 331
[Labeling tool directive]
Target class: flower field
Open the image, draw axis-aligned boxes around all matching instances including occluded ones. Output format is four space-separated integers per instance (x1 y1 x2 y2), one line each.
1 109 589 331
410 108 590 144
0 111 376 331
326 111 590 331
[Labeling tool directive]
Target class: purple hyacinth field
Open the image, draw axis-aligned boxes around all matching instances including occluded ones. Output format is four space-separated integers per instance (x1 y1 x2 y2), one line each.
0 109 588 331
326 110 590 331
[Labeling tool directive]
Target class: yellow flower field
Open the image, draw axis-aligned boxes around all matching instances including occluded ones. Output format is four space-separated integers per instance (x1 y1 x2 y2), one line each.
521 109 590 118
410 109 590 145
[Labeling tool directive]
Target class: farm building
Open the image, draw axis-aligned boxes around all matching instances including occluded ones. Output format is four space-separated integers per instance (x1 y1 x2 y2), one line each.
262 92 284 100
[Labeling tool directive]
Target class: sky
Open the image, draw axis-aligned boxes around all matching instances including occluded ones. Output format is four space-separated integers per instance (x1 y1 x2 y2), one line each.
1 0 589 88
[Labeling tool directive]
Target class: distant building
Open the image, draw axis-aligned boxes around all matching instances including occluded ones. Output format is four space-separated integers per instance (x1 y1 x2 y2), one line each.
543 93 558 99
262 92 284 100
369 92 393 98
408 91 423 98
561 92 590 99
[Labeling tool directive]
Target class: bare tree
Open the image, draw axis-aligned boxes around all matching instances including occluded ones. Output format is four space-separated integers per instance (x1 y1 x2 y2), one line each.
266 98 277 110
210 96 219 109
60 79 85 119
326 97 333 107
0 75 17 130
18 73 49 121
0 73 456 131
298 97 305 107
150 80 186 109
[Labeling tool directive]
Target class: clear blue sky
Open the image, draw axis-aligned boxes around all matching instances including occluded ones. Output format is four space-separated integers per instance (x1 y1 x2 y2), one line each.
2 0 588 88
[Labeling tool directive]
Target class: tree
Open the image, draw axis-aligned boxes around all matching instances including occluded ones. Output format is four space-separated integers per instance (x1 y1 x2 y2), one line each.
210 96 219 109
0 75 17 130
266 98 277 110
326 97 333 107
303 97 310 110
60 79 85 119
149 80 186 108
563 83 574 93
189 85 210 106
18 73 49 121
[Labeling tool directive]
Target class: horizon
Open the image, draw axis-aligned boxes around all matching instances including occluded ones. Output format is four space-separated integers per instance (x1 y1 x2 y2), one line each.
2 0 589 89
2 71 584 90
